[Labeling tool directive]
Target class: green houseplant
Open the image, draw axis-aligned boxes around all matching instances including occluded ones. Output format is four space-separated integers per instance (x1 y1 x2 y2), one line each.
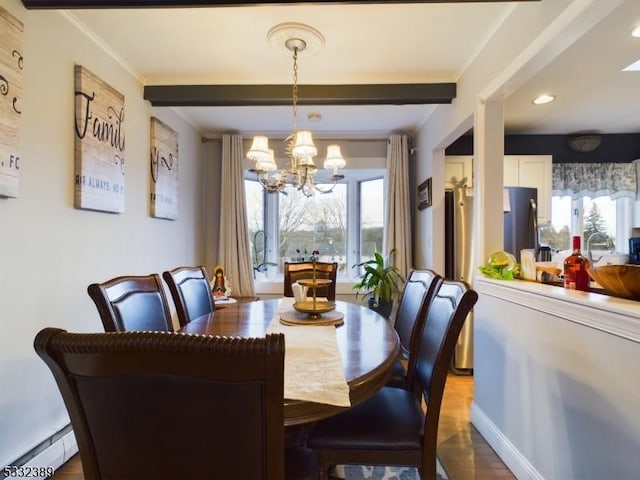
352 250 405 318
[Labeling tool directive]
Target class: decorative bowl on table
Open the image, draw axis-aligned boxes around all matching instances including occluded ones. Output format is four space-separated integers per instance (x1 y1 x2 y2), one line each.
587 264 640 300
293 299 336 319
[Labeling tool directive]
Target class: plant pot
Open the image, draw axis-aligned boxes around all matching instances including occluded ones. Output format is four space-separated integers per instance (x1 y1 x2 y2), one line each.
368 297 393 319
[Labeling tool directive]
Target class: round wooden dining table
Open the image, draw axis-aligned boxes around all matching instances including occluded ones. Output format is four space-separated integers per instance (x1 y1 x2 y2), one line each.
180 298 400 426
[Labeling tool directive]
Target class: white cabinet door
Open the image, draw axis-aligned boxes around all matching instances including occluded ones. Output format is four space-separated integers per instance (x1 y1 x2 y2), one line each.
503 155 552 224
503 156 520 186
517 156 552 224
445 156 473 188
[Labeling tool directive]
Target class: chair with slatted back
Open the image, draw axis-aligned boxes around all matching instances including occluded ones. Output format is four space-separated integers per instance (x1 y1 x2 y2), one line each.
386 269 443 390
34 328 317 480
306 280 479 480
87 274 173 332
162 265 215 327
284 262 338 301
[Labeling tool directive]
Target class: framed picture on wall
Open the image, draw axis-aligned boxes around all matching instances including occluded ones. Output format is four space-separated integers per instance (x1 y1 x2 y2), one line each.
150 117 178 220
0 7 23 198
73 65 125 213
417 177 432 210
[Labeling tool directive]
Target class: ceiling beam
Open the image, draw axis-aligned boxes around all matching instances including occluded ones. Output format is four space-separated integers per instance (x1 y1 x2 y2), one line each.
22 0 540 9
143 83 456 107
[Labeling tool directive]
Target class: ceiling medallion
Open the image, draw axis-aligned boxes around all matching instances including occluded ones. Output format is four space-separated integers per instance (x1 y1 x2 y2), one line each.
267 22 325 58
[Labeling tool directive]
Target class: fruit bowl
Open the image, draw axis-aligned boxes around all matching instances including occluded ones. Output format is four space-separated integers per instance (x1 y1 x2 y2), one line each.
587 265 640 300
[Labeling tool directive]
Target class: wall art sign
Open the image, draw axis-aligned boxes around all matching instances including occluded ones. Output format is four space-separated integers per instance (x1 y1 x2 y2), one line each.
0 7 23 198
417 177 432 210
74 65 125 213
149 117 178 220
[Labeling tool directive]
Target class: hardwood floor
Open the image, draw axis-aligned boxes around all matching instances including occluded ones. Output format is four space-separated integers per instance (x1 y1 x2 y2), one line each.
52 373 515 480
437 373 516 479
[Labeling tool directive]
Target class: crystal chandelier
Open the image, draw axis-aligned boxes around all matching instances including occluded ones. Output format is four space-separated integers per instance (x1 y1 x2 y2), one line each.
247 24 346 197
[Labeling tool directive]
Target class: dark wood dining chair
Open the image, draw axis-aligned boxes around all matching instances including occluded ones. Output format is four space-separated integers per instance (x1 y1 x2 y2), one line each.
87 274 173 332
386 269 443 390
284 262 338 301
306 280 479 480
34 328 317 480
162 265 215 327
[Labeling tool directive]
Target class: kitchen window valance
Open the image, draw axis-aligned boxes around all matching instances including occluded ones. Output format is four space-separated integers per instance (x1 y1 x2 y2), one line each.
552 160 639 200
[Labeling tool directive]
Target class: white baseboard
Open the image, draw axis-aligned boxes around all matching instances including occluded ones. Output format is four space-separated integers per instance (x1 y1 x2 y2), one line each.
470 402 544 480
12 430 78 479
61 431 78 463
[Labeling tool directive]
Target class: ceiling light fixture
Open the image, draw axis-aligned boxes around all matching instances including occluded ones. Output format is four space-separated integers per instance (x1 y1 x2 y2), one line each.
532 94 556 105
247 23 345 197
631 26 640 38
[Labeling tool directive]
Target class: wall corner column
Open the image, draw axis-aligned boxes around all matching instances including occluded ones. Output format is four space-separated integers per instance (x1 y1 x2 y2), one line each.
474 99 505 268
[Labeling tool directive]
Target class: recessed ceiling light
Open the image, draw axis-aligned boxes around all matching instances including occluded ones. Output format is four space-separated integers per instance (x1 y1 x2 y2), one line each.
532 94 556 105
631 26 640 38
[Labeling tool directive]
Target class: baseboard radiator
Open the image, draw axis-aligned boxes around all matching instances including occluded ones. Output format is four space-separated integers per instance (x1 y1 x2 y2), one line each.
1 424 78 479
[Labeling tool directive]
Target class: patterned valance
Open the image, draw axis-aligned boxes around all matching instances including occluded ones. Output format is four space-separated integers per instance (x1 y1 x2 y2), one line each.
552 160 639 200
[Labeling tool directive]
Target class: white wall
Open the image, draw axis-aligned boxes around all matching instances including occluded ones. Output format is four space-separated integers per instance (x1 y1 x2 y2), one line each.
473 279 640 479
0 0 207 466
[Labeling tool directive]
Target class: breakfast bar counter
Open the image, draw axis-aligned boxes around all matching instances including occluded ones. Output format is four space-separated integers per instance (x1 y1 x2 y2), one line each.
471 277 640 480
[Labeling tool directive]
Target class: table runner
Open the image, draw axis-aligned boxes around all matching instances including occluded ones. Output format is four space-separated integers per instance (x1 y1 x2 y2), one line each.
266 298 351 407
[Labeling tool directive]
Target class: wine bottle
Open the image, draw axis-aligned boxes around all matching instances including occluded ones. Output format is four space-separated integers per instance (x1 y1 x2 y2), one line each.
564 236 591 291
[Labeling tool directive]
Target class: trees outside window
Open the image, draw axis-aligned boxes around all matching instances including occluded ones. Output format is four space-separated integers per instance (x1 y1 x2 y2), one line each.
543 195 619 253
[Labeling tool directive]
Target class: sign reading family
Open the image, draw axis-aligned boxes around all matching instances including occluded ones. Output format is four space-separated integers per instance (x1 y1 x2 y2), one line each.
0 7 23 198
150 117 178 220
74 65 125 213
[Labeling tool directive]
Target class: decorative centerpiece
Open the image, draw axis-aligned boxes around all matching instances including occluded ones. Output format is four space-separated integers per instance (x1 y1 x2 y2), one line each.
293 250 336 319
282 250 343 325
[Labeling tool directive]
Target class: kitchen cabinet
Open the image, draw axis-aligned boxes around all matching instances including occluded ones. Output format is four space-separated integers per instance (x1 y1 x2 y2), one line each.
504 155 552 224
445 155 552 223
444 155 473 188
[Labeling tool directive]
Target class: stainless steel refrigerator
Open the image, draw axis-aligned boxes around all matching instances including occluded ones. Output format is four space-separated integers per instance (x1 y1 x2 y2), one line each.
444 187 475 373
503 186 538 263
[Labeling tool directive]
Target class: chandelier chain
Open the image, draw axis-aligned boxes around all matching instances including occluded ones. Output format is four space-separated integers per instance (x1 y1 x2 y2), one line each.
292 47 299 131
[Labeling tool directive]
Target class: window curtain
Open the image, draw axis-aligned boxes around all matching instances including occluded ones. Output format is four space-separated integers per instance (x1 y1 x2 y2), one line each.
552 161 638 200
383 134 412 279
218 134 256 297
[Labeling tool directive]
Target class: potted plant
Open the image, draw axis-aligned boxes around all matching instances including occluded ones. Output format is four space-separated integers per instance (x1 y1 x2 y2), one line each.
352 250 405 318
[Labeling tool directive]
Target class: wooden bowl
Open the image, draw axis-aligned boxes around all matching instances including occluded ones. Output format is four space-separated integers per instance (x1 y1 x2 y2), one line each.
587 265 640 300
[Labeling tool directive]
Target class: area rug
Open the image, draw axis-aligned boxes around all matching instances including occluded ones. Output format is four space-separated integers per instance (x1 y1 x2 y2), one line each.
337 458 449 480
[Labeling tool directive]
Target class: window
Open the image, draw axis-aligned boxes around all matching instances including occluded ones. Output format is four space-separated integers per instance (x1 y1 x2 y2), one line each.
246 171 385 282
541 195 627 253
278 184 347 273
359 178 384 263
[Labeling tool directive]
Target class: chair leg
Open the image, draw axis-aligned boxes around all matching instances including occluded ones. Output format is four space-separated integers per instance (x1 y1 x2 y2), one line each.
315 452 332 480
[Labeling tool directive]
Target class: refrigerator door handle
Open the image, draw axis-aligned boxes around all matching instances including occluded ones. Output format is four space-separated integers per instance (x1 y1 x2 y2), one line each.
530 198 539 252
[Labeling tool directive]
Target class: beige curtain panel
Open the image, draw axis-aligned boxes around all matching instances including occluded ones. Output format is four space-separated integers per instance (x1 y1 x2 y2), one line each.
384 134 412 279
218 134 256 297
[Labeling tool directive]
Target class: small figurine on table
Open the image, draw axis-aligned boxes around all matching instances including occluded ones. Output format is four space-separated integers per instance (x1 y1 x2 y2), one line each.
211 265 231 298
